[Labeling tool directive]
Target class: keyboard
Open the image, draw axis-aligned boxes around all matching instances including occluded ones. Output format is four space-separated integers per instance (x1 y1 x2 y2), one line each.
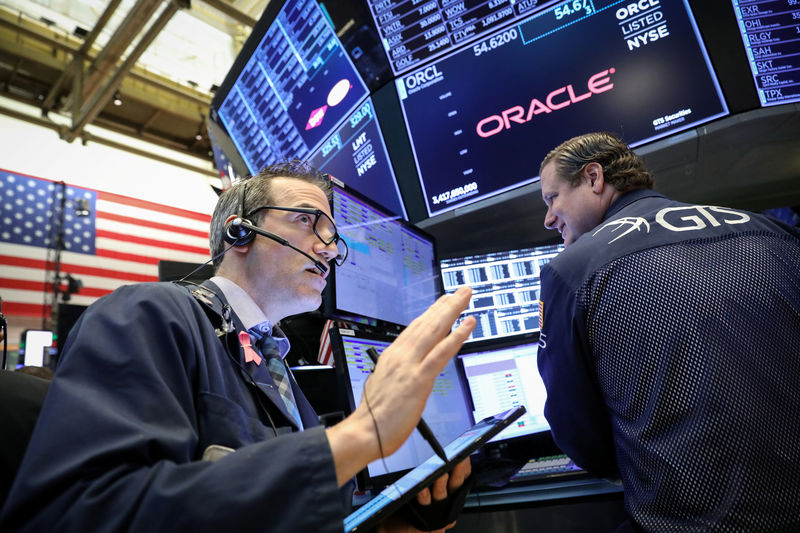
508 454 584 483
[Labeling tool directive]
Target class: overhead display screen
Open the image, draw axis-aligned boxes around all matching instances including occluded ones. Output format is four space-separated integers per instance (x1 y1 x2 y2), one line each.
730 0 800 107
216 0 369 174
366 0 560 75
306 98 407 218
396 0 729 217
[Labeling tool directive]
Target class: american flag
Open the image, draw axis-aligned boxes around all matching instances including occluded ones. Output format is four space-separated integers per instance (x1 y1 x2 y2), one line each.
317 319 340 366
0 169 212 319
316 319 352 366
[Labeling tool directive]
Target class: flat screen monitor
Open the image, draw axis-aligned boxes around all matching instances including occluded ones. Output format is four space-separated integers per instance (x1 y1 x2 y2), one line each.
396 0 729 216
306 97 407 218
458 339 548 443
18 329 54 368
729 0 800 107
330 327 473 488
440 243 564 345
325 184 440 327
210 0 370 175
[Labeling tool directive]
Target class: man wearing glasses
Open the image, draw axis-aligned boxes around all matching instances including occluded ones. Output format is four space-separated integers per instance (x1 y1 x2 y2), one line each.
0 161 475 533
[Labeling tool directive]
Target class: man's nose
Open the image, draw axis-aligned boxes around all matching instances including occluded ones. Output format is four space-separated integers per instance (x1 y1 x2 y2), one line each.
543 209 557 230
314 239 338 261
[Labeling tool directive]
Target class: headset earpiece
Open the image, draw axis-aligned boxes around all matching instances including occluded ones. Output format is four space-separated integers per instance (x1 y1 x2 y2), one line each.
223 181 254 246
224 217 255 246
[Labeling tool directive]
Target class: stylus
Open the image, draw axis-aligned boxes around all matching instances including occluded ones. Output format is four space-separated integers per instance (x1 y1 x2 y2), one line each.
365 347 449 463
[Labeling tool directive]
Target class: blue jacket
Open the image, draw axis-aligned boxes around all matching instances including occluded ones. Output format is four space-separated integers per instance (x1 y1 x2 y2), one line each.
0 281 350 532
538 189 800 531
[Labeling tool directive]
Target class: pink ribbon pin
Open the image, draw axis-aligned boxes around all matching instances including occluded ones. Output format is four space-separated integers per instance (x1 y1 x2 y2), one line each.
238 331 262 366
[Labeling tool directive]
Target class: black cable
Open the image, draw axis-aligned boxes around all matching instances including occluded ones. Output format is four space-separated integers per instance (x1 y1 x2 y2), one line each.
362 378 402 498
178 241 237 283
362 385 386 463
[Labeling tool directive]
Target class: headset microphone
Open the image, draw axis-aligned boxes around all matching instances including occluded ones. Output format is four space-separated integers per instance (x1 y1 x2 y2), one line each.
225 218 329 275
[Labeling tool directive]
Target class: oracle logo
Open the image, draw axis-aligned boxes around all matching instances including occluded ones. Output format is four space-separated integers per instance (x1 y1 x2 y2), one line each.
404 65 443 89
476 68 616 138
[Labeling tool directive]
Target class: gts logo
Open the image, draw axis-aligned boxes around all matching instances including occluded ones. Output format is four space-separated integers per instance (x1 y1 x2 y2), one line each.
594 205 751 244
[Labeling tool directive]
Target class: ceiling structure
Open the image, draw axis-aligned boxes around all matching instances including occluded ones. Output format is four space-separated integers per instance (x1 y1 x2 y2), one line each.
0 0 268 172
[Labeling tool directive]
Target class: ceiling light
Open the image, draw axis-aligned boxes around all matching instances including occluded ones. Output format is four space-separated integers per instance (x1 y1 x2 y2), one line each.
113 91 122 106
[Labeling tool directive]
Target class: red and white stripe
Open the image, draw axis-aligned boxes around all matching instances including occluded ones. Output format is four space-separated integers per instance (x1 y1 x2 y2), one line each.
1 186 211 319
317 319 335 366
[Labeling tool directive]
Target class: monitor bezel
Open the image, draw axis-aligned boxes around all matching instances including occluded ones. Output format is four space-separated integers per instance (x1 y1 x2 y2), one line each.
329 325 402 490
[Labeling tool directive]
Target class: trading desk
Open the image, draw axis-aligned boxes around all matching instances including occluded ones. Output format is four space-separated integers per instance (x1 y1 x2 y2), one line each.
452 477 626 533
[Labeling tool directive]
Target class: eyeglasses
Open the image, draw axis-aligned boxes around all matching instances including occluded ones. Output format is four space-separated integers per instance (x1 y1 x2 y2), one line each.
245 205 348 266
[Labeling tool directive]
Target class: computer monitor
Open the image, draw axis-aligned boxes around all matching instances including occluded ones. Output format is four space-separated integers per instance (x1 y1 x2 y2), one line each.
305 96 407 219
209 0 370 175
394 0 729 216
458 339 548 443
330 327 473 489
729 0 800 107
325 184 440 327
439 243 565 345
18 330 54 368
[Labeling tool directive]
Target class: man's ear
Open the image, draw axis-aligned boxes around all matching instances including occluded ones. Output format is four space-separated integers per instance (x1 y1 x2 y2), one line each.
583 162 605 193
223 214 250 255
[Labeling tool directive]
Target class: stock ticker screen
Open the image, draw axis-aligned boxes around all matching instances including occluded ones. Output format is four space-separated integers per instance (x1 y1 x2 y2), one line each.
330 186 439 326
730 0 800 106
366 0 562 75
440 244 565 344
306 98 407 218
216 0 369 174
396 0 729 216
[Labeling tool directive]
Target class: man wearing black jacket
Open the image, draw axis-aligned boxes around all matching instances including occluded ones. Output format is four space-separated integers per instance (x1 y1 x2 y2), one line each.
0 161 473 532
537 132 800 532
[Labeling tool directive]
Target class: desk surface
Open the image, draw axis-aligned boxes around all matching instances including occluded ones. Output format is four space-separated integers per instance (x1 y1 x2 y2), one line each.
466 476 623 509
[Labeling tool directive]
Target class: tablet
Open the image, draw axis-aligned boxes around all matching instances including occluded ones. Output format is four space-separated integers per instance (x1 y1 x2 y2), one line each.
344 405 527 532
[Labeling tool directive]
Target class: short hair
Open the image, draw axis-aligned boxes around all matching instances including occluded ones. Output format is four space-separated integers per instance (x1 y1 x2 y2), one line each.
540 132 654 191
209 160 333 270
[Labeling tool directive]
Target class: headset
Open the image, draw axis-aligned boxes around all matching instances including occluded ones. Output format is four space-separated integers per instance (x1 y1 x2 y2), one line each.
222 180 329 274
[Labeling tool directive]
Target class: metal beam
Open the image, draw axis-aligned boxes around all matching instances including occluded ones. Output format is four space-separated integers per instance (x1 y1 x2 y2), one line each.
198 0 257 27
80 0 164 102
69 1 181 142
41 0 124 112
139 108 163 134
0 9 212 107
0 102 217 175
